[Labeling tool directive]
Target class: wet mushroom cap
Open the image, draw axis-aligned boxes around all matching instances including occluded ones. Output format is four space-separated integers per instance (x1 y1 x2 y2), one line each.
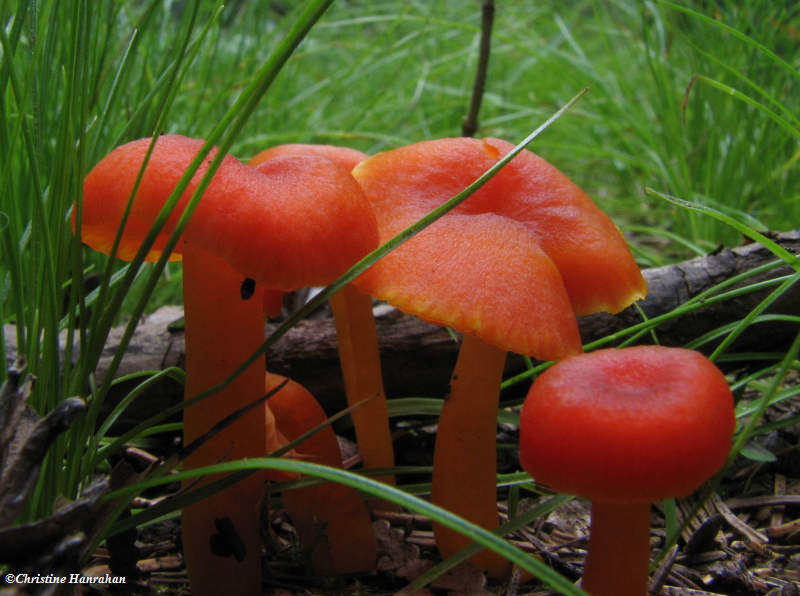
519 346 736 504
79 135 378 289
80 135 220 261
351 137 647 360
246 143 370 318
362 213 582 358
249 143 367 171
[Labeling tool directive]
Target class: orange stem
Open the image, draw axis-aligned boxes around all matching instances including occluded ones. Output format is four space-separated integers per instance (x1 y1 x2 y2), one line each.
181 244 268 596
266 373 376 574
329 283 395 485
431 334 510 579
582 501 652 596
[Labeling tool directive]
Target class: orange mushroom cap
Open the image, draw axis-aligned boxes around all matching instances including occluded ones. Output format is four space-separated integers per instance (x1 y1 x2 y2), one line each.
249 143 366 172
366 213 581 358
246 144 370 318
79 135 378 289
519 346 735 504
351 137 646 360
265 372 377 575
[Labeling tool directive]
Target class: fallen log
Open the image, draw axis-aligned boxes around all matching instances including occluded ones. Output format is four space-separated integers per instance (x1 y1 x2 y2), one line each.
265 231 800 409
4 232 799 426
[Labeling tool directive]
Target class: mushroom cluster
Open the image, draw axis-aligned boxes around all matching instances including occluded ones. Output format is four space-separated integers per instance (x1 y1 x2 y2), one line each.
240 137 647 578
80 131 678 591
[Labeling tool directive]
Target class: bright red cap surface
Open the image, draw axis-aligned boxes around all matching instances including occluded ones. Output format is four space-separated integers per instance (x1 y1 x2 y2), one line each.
351 137 646 360
519 346 735 504
249 143 366 172
79 135 378 289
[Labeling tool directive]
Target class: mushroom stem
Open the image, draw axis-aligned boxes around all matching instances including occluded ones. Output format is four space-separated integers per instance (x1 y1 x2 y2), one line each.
329 283 395 486
582 501 651 596
431 333 510 578
181 243 269 596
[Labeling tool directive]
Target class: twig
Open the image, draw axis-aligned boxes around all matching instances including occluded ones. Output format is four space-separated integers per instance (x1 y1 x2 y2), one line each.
461 0 495 137
726 494 800 509
709 493 769 545
649 544 679 595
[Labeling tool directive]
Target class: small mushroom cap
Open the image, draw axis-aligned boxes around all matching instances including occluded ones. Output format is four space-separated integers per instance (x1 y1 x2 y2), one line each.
519 346 735 504
351 137 646 359
249 143 366 171
79 135 378 289
266 373 343 468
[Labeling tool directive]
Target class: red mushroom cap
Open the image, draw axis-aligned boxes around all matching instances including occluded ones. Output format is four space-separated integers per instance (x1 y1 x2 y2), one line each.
519 346 736 504
362 212 582 358
351 137 647 360
79 135 378 290
249 143 366 172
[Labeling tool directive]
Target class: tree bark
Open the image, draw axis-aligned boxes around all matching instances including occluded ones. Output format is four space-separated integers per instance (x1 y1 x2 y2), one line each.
5 232 799 425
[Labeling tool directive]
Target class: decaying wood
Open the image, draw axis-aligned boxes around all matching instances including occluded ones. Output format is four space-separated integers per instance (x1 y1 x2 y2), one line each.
0 361 147 589
3 232 799 422
260 230 799 410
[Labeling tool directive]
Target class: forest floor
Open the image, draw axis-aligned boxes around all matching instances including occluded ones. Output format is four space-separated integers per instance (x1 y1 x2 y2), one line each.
80 391 800 596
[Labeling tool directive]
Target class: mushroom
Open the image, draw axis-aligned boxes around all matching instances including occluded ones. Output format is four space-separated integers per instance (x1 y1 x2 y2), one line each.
79 135 378 594
251 144 381 573
249 144 396 490
265 372 376 574
249 142 367 171
350 137 647 576
519 346 736 596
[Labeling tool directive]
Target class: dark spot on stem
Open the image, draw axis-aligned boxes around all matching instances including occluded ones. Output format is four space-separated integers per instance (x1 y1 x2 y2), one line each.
209 516 247 561
240 278 256 300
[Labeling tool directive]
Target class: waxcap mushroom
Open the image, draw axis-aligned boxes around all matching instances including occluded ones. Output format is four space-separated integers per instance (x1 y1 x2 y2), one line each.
80 134 378 288
352 137 647 327
246 142 387 565
520 345 735 596
248 142 398 496
247 143 368 318
349 136 647 577
352 137 646 359
519 345 735 504
266 373 376 575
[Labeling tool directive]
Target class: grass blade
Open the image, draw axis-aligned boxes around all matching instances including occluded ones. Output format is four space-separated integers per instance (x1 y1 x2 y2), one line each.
106 458 587 595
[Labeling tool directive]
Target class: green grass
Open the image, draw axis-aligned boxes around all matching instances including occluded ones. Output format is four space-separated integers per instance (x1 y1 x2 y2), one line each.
1 0 798 592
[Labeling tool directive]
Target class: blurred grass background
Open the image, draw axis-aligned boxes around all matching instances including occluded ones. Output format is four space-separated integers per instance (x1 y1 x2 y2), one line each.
187 0 798 253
